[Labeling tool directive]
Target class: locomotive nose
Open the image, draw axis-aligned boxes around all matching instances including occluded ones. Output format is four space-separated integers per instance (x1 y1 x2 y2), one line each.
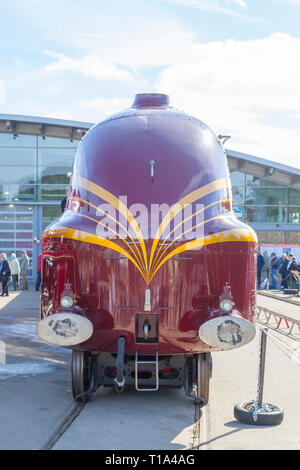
199 315 256 350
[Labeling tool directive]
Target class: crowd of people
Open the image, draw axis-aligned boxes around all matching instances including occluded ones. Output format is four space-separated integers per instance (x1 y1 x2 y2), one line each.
0 251 42 297
257 250 300 290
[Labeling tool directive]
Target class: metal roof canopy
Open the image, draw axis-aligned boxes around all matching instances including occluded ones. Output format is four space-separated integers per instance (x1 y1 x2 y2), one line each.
0 114 299 190
227 149 300 190
0 114 93 141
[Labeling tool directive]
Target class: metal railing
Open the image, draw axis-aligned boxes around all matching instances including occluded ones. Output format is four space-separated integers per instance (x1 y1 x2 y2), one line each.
256 305 300 343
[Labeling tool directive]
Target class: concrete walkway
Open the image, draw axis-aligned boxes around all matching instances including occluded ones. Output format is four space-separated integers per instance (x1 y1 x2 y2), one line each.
0 284 73 450
0 286 300 450
258 289 300 306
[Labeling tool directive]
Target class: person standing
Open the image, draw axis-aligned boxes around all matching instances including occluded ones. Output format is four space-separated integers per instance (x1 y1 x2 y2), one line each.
19 251 29 290
0 253 11 296
10 253 20 291
270 252 279 289
288 256 299 289
279 253 289 289
257 251 264 288
262 251 270 281
35 253 42 291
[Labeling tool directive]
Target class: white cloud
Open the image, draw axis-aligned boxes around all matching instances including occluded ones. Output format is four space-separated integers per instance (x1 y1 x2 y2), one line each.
160 0 257 20
228 0 247 7
156 33 300 167
80 96 132 119
43 109 76 121
43 51 134 81
2 13 300 169
69 22 195 70
278 0 300 3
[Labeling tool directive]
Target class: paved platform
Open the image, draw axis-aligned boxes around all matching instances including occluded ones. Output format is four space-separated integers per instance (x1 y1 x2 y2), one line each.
0 286 300 450
258 289 300 306
0 284 73 450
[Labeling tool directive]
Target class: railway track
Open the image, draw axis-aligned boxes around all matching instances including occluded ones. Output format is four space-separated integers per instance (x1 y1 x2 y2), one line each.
40 302 299 451
192 399 205 450
40 400 86 450
40 390 207 450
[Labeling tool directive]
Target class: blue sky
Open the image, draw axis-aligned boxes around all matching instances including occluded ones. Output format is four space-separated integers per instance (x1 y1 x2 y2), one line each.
1 0 300 167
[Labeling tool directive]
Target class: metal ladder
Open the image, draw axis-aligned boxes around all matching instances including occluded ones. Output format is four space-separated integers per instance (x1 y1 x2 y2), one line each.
135 350 159 391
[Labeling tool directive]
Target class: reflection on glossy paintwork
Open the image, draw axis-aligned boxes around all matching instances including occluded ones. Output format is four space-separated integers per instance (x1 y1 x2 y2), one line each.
41 93 257 355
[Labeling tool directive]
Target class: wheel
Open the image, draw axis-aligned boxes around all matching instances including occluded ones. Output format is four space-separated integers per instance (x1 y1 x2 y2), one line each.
234 401 284 426
196 353 211 404
71 350 96 402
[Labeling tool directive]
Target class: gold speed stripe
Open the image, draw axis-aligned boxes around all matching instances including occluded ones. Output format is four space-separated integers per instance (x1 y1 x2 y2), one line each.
44 225 256 285
43 226 148 282
150 214 223 276
68 211 145 273
73 175 148 271
150 198 230 275
148 177 229 274
69 197 145 270
149 227 257 283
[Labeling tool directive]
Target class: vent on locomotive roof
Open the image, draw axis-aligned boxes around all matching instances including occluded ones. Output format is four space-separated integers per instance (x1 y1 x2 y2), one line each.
132 93 170 109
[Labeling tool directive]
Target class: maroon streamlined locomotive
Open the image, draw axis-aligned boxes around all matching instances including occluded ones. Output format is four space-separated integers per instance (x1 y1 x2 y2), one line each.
38 93 257 403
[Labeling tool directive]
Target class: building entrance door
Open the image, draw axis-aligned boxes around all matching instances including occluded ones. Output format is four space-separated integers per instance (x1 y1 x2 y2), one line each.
0 204 34 278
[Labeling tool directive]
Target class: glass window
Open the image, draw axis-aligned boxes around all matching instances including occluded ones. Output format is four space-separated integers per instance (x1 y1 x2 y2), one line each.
43 206 61 221
0 204 17 212
16 222 33 230
0 167 35 184
246 206 288 223
38 166 72 184
0 204 32 214
266 206 287 223
38 136 79 148
38 148 75 167
246 206 264 223
39 185 67 201
0 232 14 239
0 133 37 147
16 231 32 240
288 189 300 205
0 241 14 248
230 171 245 186
15 185 36 200
288 207 300 224
16 213 33 221
0 148 36 166
0 185 36 202
0 222 14 230
246 187 288 205
16 241 32 249
14 205 33 212
0 212 14 221
246 174 285 187
232 187 245 205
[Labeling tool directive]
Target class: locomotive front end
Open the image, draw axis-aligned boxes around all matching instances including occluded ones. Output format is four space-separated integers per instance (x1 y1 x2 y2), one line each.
38 93 257 402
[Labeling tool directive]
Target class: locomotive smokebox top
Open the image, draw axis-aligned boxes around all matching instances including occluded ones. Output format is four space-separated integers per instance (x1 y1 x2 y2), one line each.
132 93 170 109
71 92 232 214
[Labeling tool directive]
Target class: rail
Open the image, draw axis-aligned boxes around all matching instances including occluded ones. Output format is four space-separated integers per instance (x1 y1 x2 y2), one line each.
256 305 300 343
